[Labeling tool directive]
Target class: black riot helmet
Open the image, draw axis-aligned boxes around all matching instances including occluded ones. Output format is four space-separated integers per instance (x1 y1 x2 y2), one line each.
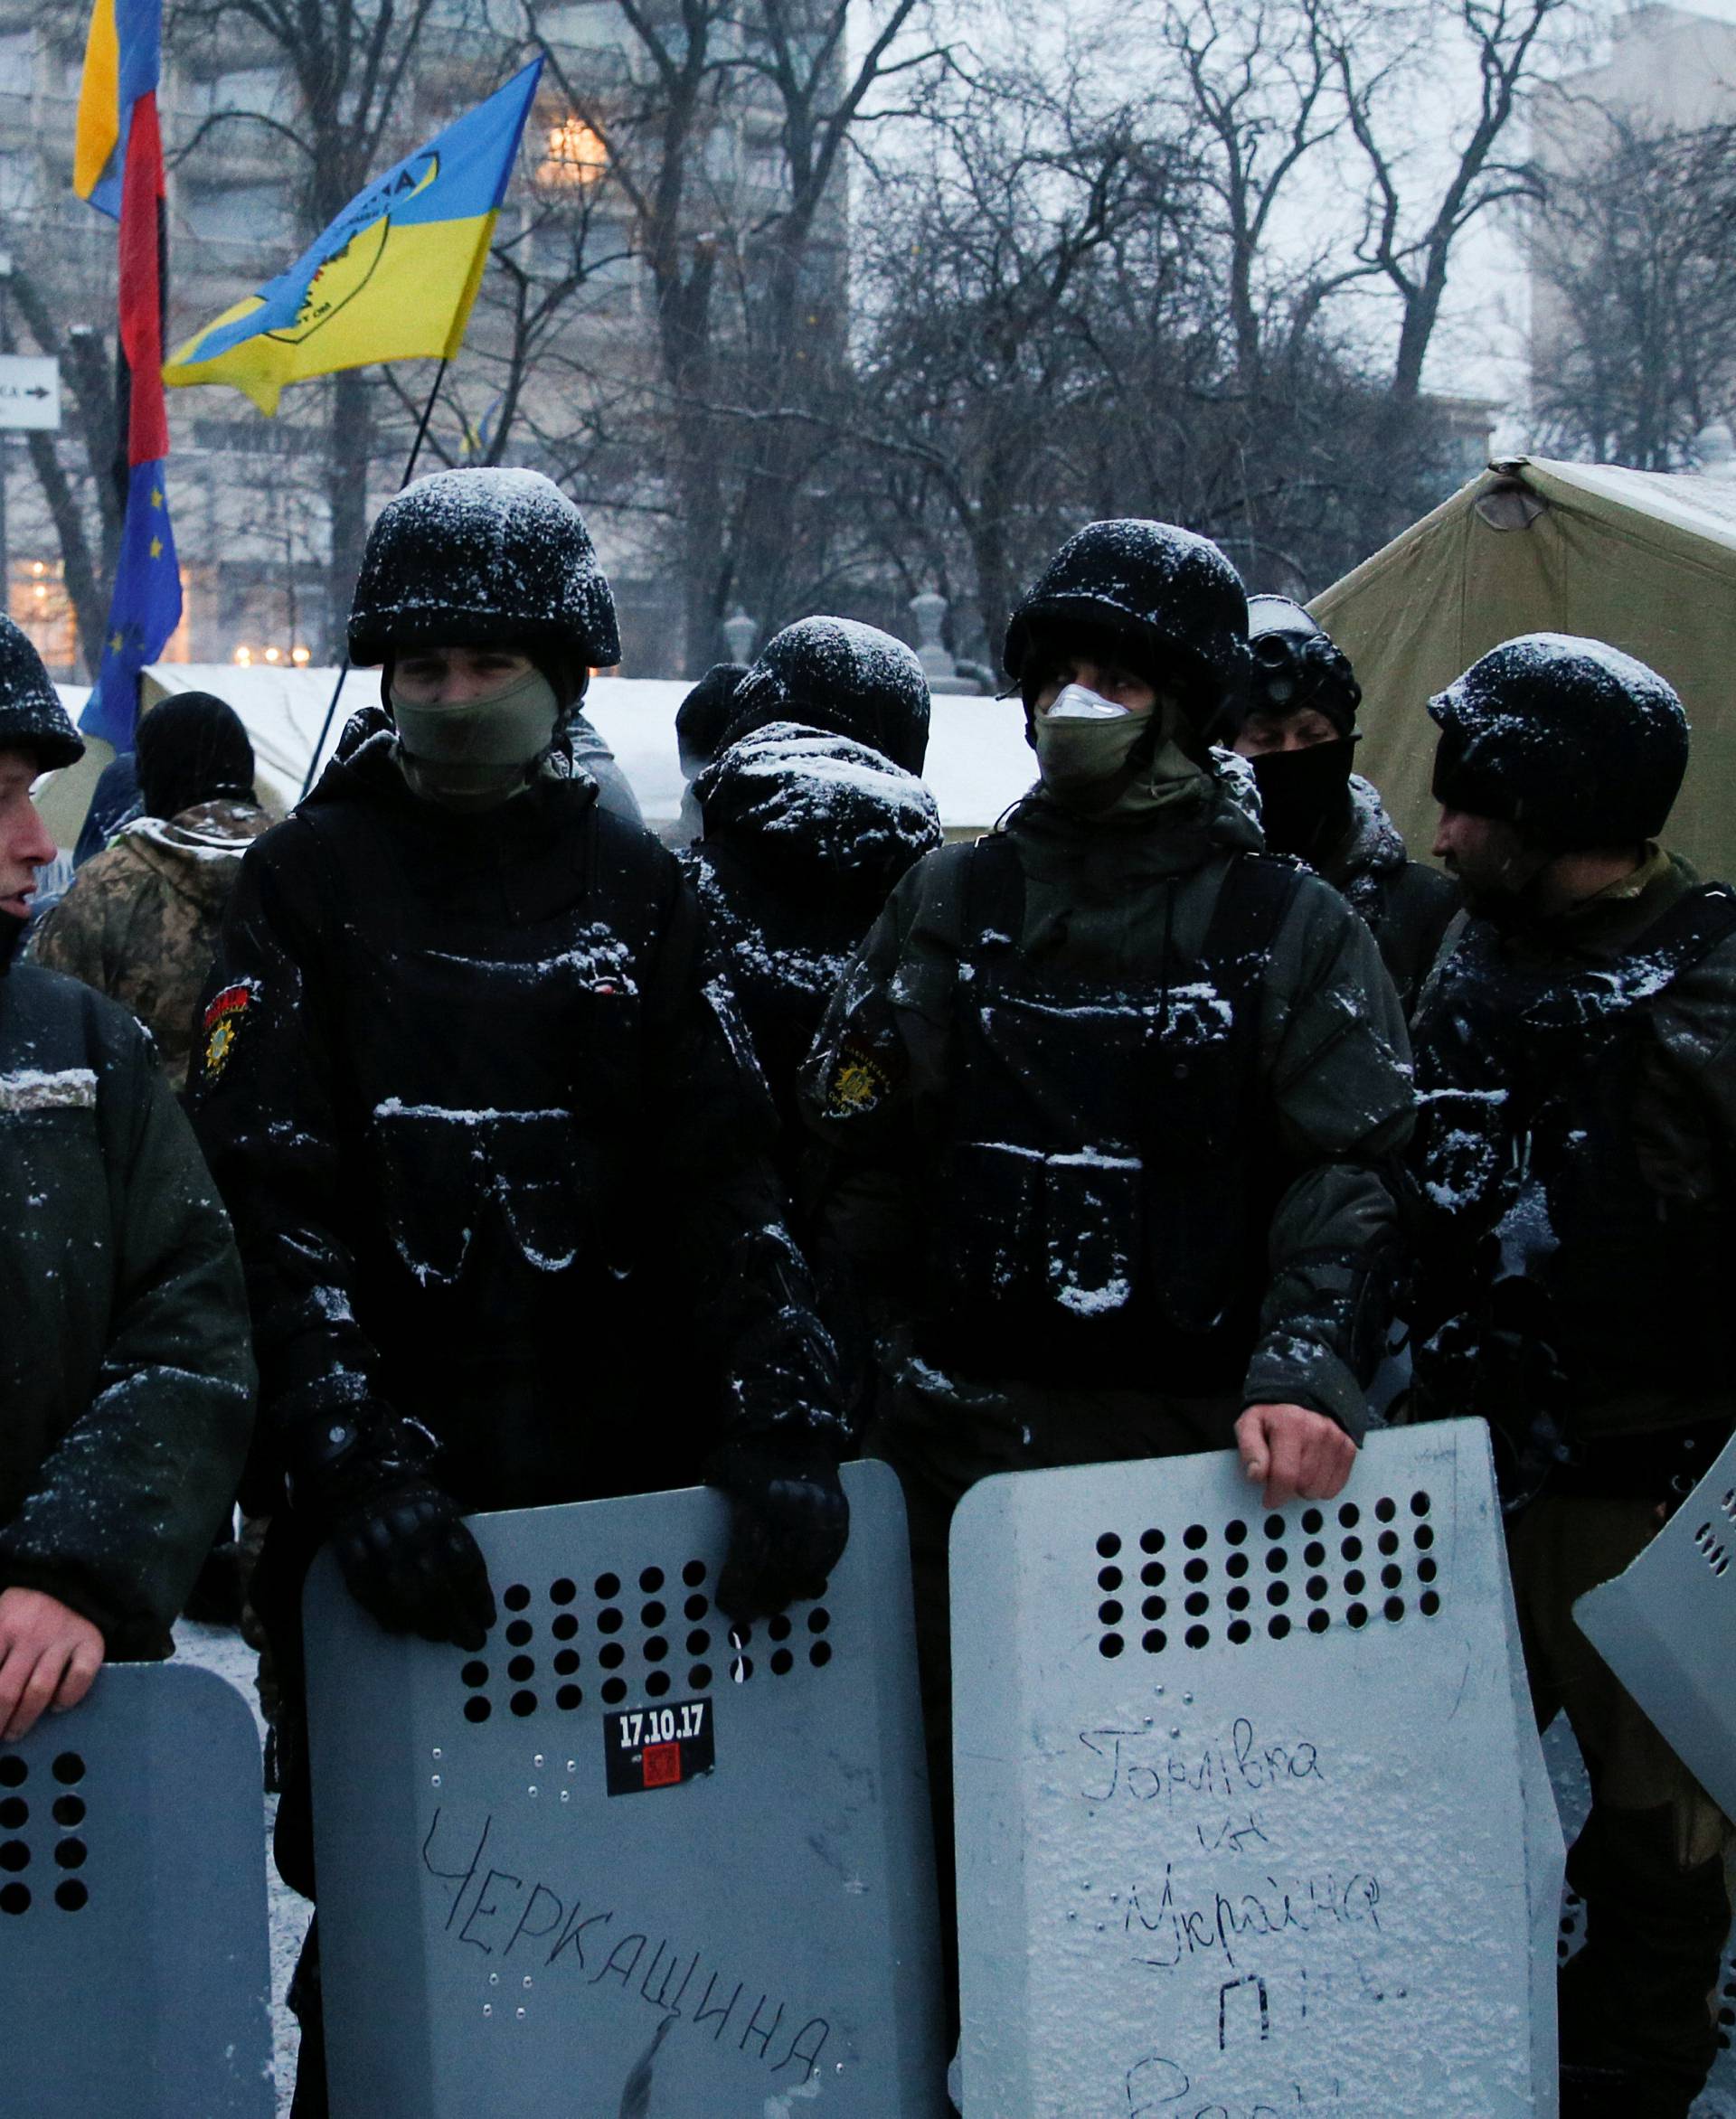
1429 633 1689 852
0 614 82 769
723 617 931 777
1003 520 1251 741
348 468 621 673
1246 595 1361 735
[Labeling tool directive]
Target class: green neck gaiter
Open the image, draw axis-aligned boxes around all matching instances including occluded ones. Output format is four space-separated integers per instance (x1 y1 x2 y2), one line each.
390 666 561 812
1033 689 1205 820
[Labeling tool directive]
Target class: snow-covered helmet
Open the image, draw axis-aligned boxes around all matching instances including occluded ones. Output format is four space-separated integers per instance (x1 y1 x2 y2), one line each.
348 467 620 670
723 617 931 776
1247 595 1361 735
1429 633 1689 850
1003 520 1251 740
0 614 82 769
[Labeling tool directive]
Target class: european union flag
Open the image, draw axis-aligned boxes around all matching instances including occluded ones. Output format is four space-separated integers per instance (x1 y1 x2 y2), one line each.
81 459 181 749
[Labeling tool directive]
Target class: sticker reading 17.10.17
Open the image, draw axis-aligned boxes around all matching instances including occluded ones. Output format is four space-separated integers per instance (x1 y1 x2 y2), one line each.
603 1698 715 1797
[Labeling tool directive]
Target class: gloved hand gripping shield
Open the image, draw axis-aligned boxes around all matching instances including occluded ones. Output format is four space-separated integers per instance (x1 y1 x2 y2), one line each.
302 1462 944 2116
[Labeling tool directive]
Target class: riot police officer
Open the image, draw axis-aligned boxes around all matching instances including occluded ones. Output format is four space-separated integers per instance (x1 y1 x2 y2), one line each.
191 468 848 2113
1232 595 1458 1008
799 519 1415 2012
1408 633 1736 2119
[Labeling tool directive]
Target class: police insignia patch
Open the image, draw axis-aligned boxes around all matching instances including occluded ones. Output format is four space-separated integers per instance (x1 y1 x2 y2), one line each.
826 1039 892 1117
202 981 259 1078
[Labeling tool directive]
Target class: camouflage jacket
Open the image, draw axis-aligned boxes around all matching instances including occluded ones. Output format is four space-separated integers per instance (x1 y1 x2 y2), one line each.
31 798 270 1085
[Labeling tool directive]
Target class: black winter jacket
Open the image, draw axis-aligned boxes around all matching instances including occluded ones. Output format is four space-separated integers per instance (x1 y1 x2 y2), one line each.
680 721 942 1176
0 958 254 1653
188 719 844 1518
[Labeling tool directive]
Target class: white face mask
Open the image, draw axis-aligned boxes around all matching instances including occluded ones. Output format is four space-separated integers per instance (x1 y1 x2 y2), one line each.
1041 682 1136 721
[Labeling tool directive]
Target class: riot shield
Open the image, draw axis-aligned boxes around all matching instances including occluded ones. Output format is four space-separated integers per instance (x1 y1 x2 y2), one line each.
0 1660 274 2114
1572 1427 1736 1822
305 1458 945 2116
950 1417 1562 2117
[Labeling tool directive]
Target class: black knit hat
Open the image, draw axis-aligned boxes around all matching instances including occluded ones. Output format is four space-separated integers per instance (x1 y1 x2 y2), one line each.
0 614 82 769
723 619 930 776
1429 633 1689 851
676 663 749 776
349 468 620 670
137 692 255 821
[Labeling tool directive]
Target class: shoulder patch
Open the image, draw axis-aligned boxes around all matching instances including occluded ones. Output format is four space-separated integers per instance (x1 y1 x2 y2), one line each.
202 979 260 1080
824 1036 897 1118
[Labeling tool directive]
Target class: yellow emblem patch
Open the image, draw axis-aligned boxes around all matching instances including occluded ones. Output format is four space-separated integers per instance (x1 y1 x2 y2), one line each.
826 1040 892 1117
202 981 259 1079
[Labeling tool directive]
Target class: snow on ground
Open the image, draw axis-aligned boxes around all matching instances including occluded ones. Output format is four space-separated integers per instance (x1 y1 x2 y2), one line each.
173 1617 302 2117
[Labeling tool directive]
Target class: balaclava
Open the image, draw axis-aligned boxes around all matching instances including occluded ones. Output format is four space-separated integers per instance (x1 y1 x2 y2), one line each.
386 645 577 811
1249 737 1358 861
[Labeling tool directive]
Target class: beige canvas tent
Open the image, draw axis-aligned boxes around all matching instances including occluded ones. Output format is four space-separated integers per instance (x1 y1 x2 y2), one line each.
1311 455 1736 881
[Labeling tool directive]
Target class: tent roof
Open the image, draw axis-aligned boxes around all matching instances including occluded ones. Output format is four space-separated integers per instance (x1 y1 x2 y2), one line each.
33 665 1033 849
1310 455 1736 881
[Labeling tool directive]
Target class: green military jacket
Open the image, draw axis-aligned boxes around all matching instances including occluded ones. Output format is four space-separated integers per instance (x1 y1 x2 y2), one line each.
799 765 1417 1437
32 797 270 1085
0 960 255 1653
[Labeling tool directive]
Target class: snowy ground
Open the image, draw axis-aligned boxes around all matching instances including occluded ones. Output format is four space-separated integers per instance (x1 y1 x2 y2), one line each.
173 1617 302 2117
170 1617 1736 2118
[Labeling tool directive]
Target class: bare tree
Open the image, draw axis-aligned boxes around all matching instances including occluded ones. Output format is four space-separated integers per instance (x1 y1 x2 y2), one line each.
1529 113 1736 470
1326 0 1567 400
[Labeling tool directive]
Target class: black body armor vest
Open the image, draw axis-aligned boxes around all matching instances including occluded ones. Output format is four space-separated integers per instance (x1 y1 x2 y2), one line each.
920 837 1304 1391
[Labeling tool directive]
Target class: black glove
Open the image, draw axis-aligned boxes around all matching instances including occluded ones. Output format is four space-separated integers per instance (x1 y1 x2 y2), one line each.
329 1481 496 1652
288 1406 495 1651
713 1435 849 1627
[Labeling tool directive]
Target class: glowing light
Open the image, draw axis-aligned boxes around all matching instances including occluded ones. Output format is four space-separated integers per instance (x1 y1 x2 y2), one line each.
30 560 44 578
539 115 607 187
290 645 311 665
263 645 281 664
232 645 253 666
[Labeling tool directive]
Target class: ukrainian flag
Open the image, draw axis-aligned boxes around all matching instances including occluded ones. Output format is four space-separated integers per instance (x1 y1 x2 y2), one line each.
164 60 543 415
73 0 160 218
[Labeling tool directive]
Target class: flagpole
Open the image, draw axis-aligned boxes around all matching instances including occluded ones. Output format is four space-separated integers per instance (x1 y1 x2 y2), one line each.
299 358 452 801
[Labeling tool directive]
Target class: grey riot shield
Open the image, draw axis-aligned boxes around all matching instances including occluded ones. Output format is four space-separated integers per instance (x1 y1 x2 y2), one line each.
304 1458 945 2117
950 1417 1563 2118
0 1660 274 2114
1572 1427 1736 1822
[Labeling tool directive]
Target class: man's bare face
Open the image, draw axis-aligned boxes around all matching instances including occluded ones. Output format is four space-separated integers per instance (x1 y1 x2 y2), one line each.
1431 805 1539 899
0 749 54 920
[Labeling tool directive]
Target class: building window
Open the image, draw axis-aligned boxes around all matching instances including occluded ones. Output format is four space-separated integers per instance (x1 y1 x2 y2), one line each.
11 560 77 680
537 114 608 188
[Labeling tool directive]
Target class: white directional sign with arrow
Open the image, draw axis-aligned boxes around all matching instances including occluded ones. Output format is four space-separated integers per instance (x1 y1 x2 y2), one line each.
0 355 61 430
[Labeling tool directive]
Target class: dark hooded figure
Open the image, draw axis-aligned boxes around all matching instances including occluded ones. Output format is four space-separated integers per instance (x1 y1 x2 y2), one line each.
1232 596 1458 1009
1408 633 1736 2119
33 691 271 1083
669 659 750 847
187 469 847 2116
680 618 941 1178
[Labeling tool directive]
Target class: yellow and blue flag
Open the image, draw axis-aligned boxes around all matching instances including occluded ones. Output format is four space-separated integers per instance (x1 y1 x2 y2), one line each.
72 0 160 218
163 60 543 415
